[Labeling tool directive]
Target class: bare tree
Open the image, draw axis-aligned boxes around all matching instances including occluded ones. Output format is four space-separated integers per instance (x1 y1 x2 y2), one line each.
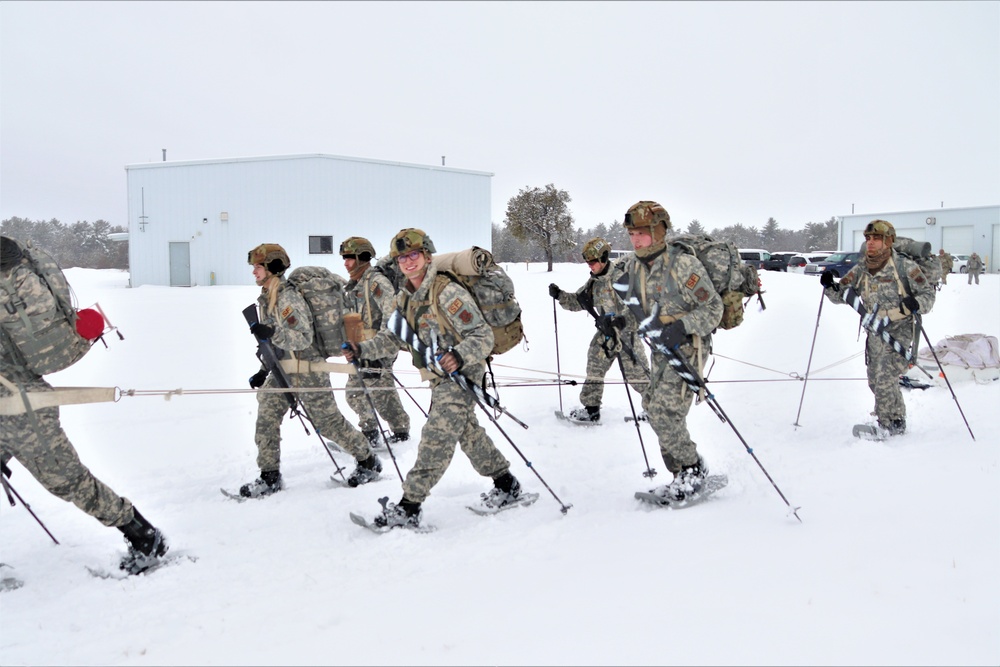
504 184 576 272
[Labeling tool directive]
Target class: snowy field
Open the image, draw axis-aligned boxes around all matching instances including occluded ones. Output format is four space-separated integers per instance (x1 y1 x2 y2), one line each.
1 260 997 666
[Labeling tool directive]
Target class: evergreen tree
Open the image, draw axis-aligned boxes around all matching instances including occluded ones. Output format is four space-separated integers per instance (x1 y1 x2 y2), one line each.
504 184 576 272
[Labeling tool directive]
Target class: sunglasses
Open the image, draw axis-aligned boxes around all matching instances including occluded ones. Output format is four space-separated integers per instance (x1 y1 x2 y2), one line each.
396 250 423 264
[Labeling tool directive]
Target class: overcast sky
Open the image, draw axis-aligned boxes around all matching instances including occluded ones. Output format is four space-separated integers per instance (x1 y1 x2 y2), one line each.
2 1 997 233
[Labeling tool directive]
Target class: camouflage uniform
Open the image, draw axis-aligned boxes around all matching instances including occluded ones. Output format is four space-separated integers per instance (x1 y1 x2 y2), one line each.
343 265 410 436
556 259 650 409
0 256 134 528
618 247 723 473
967 254 983 285
358 261 510 503
938 251 953 284
824 249 936 427
254 278 374 472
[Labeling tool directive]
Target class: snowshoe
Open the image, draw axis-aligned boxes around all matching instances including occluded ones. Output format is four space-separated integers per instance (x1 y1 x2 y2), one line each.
350 496 430 533
636 474 729 509
118 509 169 575
347 454 383 487
238 470 283 498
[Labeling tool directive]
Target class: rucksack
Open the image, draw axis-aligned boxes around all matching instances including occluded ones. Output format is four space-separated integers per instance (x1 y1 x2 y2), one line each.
373 255 406 293
669 234 763 330
895 237 942 290
284 266 349 357
0 239 94 375
429 247 525 357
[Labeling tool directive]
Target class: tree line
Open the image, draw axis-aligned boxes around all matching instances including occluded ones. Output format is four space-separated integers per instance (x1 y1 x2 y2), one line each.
494 184 840 269
1 217 129 270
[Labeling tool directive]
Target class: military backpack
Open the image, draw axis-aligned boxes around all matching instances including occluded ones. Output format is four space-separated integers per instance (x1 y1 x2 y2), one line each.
285 266 349 357
430 247 525 357
669 234 763 330
0 239 94 375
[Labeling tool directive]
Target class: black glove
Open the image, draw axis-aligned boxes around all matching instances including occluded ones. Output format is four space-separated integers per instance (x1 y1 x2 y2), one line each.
820 270 836 289
596 314 626 338
250 322 275 339
2 460 12 479
901 295 920 314
249 369 268 388
548 283 562 299
656 319 687 349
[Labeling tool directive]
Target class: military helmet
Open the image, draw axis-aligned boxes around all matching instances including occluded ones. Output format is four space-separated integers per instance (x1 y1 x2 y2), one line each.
864 219 896 241
339 236 375 261
623 201 671 231
390 228 436 259
582 237 611 264
247 243 290 275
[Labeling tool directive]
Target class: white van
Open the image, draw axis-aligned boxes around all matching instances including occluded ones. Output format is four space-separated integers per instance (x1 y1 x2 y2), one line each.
608 249 631 262
738 249 771 270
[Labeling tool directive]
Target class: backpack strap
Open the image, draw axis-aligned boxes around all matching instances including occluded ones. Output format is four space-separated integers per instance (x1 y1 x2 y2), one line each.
428 272 462 345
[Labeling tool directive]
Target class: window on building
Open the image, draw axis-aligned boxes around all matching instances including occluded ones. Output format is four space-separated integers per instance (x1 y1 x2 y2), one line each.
309 236 334 254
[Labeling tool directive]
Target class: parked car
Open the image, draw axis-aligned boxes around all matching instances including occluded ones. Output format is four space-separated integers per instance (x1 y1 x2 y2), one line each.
805 251 862 277
738 249 771 270
787 252 833 275
761 251 804 272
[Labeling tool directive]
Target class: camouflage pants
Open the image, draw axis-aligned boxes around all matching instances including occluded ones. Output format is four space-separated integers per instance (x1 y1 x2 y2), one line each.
865 321 913 424
401 377 510 504
255 370 373 472
345 356 411 435
968 271 980 285
580 331 650 408
642 342 707 474
0 378 133 528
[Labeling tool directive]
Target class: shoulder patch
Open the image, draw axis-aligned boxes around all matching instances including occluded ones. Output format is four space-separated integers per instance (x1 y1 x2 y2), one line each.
447 298 463 315
458 309 473 324
372 284 382 298
685 273 700 290
286 315 298 327
280 306 293 320
909 267 925 284
694 286 710 302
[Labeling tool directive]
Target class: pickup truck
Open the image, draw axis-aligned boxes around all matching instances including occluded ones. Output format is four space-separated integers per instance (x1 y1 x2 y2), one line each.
761 251 802 272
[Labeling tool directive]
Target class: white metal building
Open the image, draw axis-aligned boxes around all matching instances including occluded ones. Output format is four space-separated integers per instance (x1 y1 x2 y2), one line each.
837 205 999 272
124 154 493 287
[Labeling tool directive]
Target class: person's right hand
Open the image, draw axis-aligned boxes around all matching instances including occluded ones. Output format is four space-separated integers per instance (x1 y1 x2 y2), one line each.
548 283 562 299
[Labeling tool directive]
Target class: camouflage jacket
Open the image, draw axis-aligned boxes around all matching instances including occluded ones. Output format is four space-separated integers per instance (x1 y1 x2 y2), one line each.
345 265 396 333
556 260 639 331
257 278 322 361
824 249 936 321
360 261 494 383
617 245 724 344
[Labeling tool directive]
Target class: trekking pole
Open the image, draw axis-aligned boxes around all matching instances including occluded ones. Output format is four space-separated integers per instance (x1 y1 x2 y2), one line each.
392 372 429 418
553 300 564 414
918 326 976 441
462 379 572 514
343 346 404 480
616 353 656 479
793 287 826 427
0 469 60 545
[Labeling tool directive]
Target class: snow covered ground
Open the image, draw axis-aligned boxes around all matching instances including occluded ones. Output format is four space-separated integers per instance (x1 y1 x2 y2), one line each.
1 260 997 666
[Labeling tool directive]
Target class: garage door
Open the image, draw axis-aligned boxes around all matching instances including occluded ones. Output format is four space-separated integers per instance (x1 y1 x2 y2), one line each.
942 225 974 255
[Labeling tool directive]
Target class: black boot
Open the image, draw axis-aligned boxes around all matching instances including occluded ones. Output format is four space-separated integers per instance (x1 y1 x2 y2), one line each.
348 454 383 487
118 508 168 574
362 430 383 447
240 469 283 498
